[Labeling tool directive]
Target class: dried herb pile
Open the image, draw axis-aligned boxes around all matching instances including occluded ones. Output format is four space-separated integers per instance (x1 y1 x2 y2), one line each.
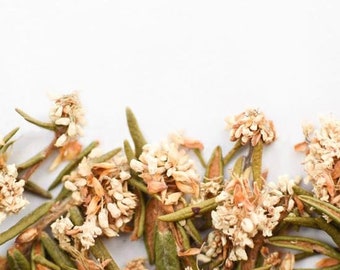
0 92 340 270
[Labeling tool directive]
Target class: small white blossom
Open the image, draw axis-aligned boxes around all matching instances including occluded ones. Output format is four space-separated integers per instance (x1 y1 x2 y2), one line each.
74 215 102 250
0 163 28 224
211 172 285 261
302 116 340 207
51 216 73 248
226 108 276 146
49 92 85 147
130 134 201 205
63 151 137 237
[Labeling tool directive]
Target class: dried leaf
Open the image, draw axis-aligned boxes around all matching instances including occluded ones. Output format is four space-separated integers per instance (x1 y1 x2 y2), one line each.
144 198 161 264
155 222 181 270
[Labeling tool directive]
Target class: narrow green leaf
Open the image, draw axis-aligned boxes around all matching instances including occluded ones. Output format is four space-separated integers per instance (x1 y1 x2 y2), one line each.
176 223 198 270
3 127 20 144
131 188 146 240
15 108 55 130
193 148 206 168
126 107 147 158
68 206 120 270
315 217 340 248
298 195 340 225
155 225 181 270
283 216 318 229
0 127 19 152
90 238 120 270
17 150 47 171
0 201 54 245
7 248 31 270
223 139 242 166
91 147 121 163
158 197 217 222
40 232 76 268
124 139 135 162
233 156 245 176
266 236 340 260
33 255 61 270
25 180 52 199
252 140 263 189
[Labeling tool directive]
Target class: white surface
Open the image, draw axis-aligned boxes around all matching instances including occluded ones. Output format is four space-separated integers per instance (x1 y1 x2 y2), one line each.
1 1 340 268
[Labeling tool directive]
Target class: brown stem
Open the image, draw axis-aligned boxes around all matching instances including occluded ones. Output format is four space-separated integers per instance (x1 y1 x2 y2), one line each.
241 234 264 270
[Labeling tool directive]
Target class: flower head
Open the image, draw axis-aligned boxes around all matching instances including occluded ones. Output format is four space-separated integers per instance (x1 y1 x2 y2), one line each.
63 150 137 237
130 134 201 205
226 108 276 146
0 163 28 224
49 92 85 148
211 170 285 261
51 214 107 269
302 116 340 207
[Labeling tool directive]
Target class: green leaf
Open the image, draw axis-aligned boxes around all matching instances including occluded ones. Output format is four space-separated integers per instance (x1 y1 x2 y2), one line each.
298 195 340 225
155 224 181 270
126 107 147 158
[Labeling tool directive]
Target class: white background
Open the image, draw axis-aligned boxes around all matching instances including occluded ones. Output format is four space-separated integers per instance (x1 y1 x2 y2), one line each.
1 1 340 268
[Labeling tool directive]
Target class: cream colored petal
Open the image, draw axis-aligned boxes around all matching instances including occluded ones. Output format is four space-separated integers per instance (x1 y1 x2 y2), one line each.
55 117 71 126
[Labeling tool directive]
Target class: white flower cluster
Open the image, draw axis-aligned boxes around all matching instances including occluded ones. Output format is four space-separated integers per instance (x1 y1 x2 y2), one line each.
63 152 137 237
49 92 85 147
130 135 200 205
0 163 28 224
51 215 102 250
303 116 340 207
226 108 276 146
211 173 285 261
197 229 227 264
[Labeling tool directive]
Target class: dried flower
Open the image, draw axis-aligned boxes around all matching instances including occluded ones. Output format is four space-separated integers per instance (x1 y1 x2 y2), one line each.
49 92 85 148
198 229 227 265
63 150 137 237
51 214 102 251
226 108 276 146
0 162 28 224
124 258 148 270
130 134 201 205
50 215 74 249
302 116 340 207
211 170 284 261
